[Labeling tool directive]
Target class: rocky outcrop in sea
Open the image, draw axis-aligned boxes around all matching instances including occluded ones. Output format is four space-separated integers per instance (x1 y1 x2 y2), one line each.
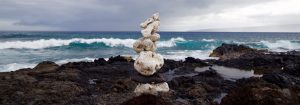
0 44 299 105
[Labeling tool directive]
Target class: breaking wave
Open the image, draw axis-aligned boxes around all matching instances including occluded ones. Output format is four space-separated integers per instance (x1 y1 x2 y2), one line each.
0 57 98 72
0 63 36 72
55 57 97 65
157 37 186 47
259 40 300 52
0 38 136 49
163 50 218 61
0 37 190 49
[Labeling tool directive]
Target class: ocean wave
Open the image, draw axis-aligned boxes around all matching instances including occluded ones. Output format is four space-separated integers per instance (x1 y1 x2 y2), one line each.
157 37 186 47
55 57 97 65
163 50 218 61
0 57 100 72
0 38 136 49
0 37 189 49
260 40 300 52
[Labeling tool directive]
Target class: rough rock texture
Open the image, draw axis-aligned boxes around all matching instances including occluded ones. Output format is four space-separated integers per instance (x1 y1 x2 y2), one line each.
210 44 300 74
1 43 300 105
120 94 173 105
221 77 300 105
0 55 228 105
208 44 300 105
0 56 137 105
209 43 262 60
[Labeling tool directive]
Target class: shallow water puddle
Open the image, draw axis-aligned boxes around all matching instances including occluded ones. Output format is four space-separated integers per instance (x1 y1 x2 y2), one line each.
163 69 198 81
214 93 228 104
88 79 98 85
195 65 262 81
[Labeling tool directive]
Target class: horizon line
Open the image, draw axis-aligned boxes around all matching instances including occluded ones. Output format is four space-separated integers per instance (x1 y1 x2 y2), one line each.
1 30 300 33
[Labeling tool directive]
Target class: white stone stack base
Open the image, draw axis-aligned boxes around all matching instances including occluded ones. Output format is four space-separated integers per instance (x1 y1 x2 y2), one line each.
134 82 169 96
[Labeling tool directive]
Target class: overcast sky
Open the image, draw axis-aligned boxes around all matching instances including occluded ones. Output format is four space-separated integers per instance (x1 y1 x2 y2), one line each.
0 0 300 31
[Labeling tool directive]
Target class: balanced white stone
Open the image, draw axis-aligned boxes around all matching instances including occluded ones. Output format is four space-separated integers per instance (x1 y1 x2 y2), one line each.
133 38 157 53
141 21 160 37
149 33 160 42
134 51 164 76
133 12 169 95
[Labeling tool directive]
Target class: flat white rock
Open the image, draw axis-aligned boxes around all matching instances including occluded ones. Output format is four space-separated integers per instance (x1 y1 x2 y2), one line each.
134 82 169 95
134 51 164 76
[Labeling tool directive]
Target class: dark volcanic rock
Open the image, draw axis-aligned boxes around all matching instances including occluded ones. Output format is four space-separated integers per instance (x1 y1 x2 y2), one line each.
1 45 300 105
221 77 300 105
108 55 133 63
209 43 262 60
210 44 300 74
120 94 173 105
184 57 210 67
168 68 230 105
32 61 59 73
0 58 137 105
283 60 300 77
94 58 107 65
169 76 195 88
131 72 166 83
160 59 182 73
262 73 291 88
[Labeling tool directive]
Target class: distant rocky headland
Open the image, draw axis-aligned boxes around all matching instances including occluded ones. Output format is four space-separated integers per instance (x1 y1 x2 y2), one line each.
0 43 299 105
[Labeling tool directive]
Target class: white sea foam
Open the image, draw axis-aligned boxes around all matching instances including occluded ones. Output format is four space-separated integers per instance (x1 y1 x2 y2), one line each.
0 50 216 72
0 63 36 72
163 50 218 61
0 38 136 49
0 57 99 72
202 38 216 42
55 57 96 65
260 40 300 52
157 37 186 47
0 37 187 49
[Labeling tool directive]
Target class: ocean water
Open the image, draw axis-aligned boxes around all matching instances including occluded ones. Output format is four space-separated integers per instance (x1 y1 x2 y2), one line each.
0 31 300 72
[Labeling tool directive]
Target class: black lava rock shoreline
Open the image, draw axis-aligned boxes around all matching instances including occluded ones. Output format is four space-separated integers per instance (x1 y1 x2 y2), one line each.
0 43 300 105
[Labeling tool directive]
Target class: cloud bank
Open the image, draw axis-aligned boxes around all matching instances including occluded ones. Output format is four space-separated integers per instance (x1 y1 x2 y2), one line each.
0 0 299 31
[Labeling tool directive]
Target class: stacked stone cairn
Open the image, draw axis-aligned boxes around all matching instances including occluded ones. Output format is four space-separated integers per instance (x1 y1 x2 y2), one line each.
132 13 169 95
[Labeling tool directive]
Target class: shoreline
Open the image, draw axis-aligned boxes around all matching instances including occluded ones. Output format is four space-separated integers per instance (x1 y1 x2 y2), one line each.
0 43 299 104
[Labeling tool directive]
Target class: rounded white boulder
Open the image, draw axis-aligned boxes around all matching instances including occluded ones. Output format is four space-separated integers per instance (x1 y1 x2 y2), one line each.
149 33 160 42
133 38 156 53
134 51 164 76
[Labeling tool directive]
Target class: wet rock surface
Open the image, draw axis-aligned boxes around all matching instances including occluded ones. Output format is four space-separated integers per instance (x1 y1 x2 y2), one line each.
210 44 300 105
0 44 300 105
210 44 300 74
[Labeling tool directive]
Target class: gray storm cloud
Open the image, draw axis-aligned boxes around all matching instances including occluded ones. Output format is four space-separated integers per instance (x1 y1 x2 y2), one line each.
0 0 299 31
